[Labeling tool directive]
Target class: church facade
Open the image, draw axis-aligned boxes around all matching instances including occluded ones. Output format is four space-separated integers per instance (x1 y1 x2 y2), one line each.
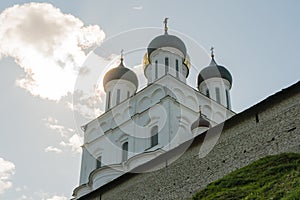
72 19 235 199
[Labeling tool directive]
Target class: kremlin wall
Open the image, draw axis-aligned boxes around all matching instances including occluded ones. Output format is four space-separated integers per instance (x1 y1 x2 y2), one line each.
78 81 300 200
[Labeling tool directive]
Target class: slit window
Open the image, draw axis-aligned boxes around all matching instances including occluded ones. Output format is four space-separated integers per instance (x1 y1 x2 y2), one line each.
151 126 158 147
226 89 230 109
116 89 120 104
255 113 259 123
96 156 102 168
176 59 179 78
155 60 158 79
206 89 210 98
107 91 111 109
216 87 221 104
165 57 169 75
122 142 128 162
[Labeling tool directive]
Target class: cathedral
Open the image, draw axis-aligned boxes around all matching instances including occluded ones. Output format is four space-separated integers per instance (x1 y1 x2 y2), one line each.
72 19 235 199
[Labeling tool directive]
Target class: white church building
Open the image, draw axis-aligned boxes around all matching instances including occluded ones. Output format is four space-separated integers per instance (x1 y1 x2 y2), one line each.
73 19 235 199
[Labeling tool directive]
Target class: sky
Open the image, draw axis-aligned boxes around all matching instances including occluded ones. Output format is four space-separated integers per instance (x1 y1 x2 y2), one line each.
0 1 299 199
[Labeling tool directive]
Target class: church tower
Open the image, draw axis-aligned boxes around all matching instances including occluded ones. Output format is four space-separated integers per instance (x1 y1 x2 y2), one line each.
73 19 235 199
143 18 190 84
198 48 232 109
103 52 138 111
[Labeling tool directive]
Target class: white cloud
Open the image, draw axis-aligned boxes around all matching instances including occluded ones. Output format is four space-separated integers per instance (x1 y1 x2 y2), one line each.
60 134 83 153
0 3 105 101
44 146 62 154
67 52 118 120
46 195 67 200
44 117 82 153
43 117 75 137
17 195 28 200
0 158 15 195
15 185 28 193
132 5 143 10
69 86 105 119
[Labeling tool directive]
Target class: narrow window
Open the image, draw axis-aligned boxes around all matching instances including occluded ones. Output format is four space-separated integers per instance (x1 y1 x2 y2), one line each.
175 59 179 78
206 89 210 98
155 60 158 79
165 57 169 75
127 91 130 98
116 89 120 104
107 91 111 109
151 126 158 147
122 142 128 162
255 113 259 123
226 89 230 109
96 156 102 168
216 87 221 104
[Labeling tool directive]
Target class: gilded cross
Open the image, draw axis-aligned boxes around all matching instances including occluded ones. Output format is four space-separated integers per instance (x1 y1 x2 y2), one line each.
163 17 169 34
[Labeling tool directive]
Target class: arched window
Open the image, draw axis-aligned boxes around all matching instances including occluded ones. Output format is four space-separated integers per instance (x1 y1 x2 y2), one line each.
215 87 221 104
122 142 128 162
96 156 102 169
151 126 158 147
155 60 158 79
165 57 169 75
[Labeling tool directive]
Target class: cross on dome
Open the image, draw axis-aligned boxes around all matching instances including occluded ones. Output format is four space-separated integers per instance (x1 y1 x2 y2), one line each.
120 49 124 62
210 47 214 58
163 17 169 34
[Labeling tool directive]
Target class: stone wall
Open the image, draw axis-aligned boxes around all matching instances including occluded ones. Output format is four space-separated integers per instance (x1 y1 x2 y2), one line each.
80 82 300 200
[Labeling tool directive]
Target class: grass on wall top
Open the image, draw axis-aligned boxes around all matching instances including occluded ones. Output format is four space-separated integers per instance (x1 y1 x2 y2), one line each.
191 153 300 200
